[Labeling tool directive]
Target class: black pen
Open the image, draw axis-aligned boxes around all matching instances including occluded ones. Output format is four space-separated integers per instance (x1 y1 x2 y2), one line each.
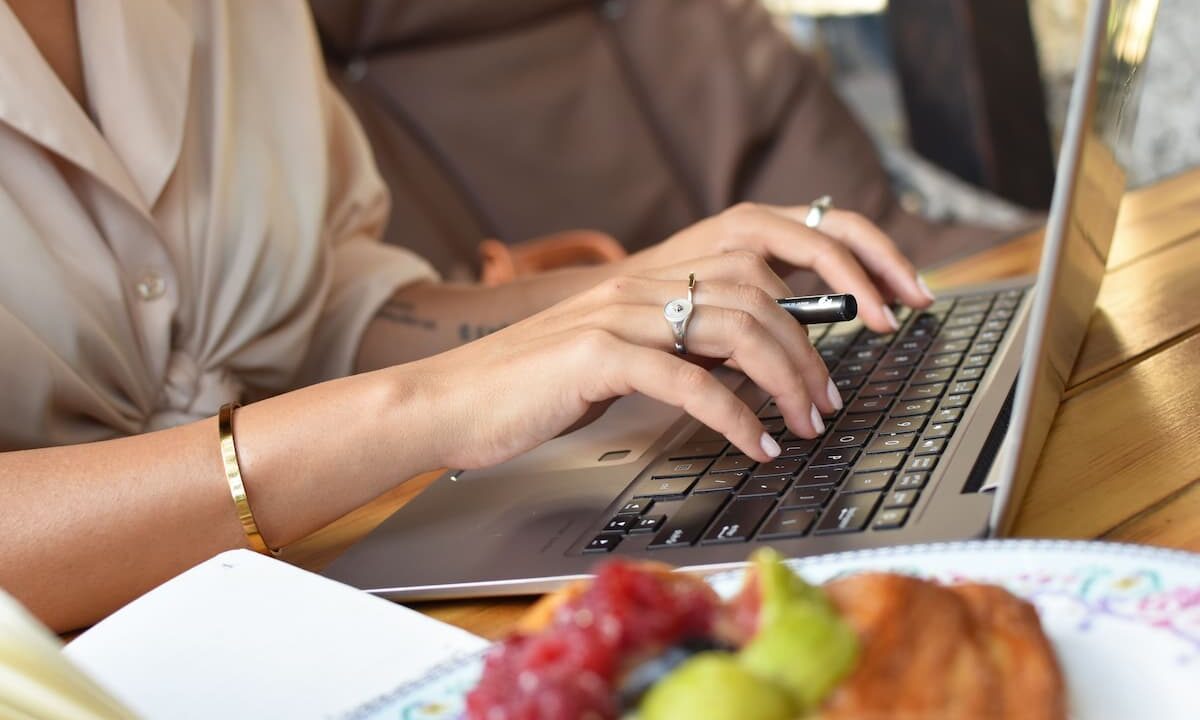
776 293 857 324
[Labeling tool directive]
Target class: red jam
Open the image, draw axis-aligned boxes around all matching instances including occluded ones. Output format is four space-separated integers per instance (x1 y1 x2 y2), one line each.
464 561 721 720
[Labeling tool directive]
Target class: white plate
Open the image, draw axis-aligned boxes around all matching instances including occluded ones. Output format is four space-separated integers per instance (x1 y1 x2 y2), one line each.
342 540 1200 720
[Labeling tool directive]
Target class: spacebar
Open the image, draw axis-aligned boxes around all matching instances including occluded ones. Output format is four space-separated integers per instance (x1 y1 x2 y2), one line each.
648 493 729 549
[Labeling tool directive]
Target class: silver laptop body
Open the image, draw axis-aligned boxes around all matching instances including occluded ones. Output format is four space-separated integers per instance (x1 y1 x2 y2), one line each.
324 0 1157 599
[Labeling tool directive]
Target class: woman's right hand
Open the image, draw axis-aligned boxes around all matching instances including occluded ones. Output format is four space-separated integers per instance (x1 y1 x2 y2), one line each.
404 252 842 471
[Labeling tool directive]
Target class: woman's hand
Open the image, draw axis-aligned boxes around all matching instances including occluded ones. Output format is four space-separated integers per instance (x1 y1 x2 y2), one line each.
622 202 936 332
405 253 841 471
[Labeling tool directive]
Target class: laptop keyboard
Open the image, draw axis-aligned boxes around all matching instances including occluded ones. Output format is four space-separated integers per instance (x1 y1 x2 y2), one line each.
581 287 1025 555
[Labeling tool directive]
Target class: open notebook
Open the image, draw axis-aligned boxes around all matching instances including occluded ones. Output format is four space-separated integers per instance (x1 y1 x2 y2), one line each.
0 550 487 719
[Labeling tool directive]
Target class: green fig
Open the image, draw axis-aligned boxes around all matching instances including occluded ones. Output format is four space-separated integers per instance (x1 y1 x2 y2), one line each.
639 652 795 720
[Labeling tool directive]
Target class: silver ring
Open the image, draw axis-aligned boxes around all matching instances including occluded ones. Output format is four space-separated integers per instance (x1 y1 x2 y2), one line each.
664 273 696 355
804 195 833 229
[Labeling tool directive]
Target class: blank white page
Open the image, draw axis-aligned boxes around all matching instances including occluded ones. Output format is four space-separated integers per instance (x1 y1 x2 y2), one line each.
64 550 487 719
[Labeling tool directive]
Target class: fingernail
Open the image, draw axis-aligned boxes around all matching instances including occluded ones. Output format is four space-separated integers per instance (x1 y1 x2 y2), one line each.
917 275 936 302
809 404 826 435
882 305 900 331
760 432 781 459
825 377 844 410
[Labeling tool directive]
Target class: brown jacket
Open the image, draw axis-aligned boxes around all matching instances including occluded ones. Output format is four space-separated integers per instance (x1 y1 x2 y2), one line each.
311 0 1009 284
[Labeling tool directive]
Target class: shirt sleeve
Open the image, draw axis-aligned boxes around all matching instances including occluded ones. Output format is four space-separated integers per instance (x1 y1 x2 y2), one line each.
295 74 440 385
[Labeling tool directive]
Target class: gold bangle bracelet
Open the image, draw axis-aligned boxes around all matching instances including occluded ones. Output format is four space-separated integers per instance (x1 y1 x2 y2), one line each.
218 402 277 555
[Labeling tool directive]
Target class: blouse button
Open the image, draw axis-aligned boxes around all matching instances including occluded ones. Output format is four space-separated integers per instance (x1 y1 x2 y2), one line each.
135 271 166 301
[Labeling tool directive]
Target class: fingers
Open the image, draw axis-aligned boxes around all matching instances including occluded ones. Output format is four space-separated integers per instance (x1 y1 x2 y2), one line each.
581 334 781 461
588 276 839 419
720 207 898 332
770 206 934 309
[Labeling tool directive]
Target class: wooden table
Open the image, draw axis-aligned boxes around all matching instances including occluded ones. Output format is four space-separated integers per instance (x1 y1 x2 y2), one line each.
287 167 1200 640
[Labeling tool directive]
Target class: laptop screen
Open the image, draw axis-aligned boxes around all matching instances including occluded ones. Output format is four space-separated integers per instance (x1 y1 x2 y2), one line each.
992 0 1159 532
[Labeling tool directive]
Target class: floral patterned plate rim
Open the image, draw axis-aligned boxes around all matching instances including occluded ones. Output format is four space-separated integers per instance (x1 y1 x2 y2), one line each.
343 539 1200 720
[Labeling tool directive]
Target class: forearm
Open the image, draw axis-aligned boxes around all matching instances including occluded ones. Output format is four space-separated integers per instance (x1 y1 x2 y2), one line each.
355 263 618 372
0 368 438 632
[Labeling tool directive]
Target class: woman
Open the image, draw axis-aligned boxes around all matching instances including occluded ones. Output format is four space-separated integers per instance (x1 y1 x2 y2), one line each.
0 0 933 632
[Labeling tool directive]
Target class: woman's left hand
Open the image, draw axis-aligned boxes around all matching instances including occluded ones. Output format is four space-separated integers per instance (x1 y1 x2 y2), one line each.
620 202 936 333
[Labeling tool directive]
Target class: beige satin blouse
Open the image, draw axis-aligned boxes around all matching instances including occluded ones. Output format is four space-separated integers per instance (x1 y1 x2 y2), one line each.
0 2 437 451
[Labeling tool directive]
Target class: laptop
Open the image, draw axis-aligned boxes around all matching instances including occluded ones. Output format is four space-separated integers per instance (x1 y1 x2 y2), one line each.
324 0 1158 599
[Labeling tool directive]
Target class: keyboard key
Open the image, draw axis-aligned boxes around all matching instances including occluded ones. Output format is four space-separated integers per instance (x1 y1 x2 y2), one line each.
833 374 865 391
777 438 819 458
971 342 998 355
941 393 971 409
906 456 938 473
857 333 895 347
872 508 910 530
620 500 652 515
751 458 804 479
737 476 790 497
630 514 665 533
955 367 985 382
890 398 937 417
880 351 921 368
883 489 920 509
693 471 748 493
710 455 756 473
867 433 917 454
649 458 711 478
976 330 1004 344
858 381 902 398
900 383 945 401
924 422 956 439
910 367 954 385
833 361 871 378
894 472 928 490
950 381 978 395
782 486 835 508
945 313 984 328
794 466 848 488
810 448 860 467
604 515 639 533
701 496 775 544
928 338 970 355
982 320 1008 333
815 492 882 534
648 493 729 549
757 507 819 539
868 366 912 383
584 534 622 553
825 430 872 449
761 418 787 435
631 476 697 498
835 413 882 431
894 337 929 352
933 407 964 424
843 471 893 493
962 353 992 369
915 438 946 455
854 452 906 473
847 396 893 415
940 326 976 341
845 347 884 363
877 416 926 435
669 440 727 460
921 352 963 370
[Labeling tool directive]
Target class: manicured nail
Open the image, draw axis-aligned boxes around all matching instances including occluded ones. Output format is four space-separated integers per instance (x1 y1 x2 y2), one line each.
882 305 900 331
917 275 936 302
809 404 826 435
826 377 844 410
760 432 781 459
